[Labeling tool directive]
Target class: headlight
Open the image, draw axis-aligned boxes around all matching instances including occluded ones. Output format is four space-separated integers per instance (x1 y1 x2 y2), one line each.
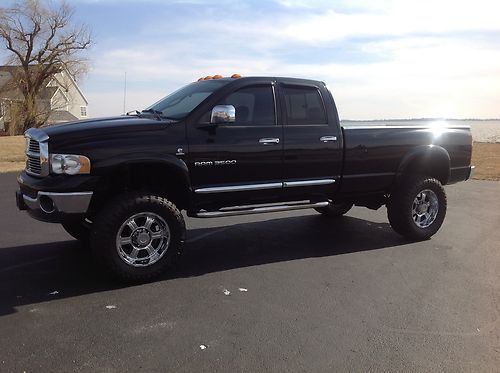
50 154 91 175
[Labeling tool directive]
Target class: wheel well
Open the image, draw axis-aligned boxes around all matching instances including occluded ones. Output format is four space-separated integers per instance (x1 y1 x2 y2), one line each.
92 163 191 212
400 152 450 184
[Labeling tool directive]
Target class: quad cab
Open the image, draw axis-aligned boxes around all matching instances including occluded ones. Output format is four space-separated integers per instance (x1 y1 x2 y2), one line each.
16 75 474 281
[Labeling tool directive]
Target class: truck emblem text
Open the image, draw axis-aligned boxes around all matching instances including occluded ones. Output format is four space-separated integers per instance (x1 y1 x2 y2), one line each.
194 160 237 167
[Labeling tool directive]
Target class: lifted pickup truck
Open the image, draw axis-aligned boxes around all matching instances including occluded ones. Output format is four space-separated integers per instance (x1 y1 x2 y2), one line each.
16 75 474 281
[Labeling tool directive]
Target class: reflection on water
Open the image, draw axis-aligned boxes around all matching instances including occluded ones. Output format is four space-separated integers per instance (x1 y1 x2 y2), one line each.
341 119 500 143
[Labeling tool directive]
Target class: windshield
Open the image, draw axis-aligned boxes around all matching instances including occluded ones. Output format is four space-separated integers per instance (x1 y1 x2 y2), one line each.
145 80 229 120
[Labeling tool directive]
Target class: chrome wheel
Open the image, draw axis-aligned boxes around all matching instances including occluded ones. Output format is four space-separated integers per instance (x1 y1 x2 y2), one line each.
412 189 439 228
116 212 171 267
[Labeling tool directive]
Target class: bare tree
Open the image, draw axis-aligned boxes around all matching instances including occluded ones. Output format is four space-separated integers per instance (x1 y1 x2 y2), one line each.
0 0 91 134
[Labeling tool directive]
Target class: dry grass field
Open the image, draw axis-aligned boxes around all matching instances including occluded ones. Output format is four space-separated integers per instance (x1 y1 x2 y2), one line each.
0 136 25 173
470 142 500 181
0 135 499 180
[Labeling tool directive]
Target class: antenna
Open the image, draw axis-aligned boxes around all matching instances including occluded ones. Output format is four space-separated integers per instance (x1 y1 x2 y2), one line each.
123 72 127 114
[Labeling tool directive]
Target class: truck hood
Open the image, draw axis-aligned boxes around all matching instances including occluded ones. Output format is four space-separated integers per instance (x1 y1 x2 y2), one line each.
40 116 169 150
43 115 164 137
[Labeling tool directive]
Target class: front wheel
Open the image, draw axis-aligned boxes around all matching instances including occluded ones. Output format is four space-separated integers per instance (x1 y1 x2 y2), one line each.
387 176 447 240
90 192 186 282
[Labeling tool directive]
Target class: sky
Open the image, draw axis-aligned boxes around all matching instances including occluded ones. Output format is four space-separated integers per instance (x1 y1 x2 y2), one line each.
6 0 500 119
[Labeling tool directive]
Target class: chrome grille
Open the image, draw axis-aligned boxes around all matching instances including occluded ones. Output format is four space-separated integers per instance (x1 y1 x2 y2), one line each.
24 130 49 176
28 139 40 153
26 137 42 175
27 154 42 174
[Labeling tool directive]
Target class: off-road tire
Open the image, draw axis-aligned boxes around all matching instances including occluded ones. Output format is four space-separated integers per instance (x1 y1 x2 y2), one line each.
61 220 90 243
315 202 353 217
90 192 186 282
387 175 447 240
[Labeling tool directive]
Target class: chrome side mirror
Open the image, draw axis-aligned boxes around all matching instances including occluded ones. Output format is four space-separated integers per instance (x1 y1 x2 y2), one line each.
211 105 235 124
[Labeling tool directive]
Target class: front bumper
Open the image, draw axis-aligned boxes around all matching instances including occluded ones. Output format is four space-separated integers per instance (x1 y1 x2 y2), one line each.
16 171 97 223
16 190 93 223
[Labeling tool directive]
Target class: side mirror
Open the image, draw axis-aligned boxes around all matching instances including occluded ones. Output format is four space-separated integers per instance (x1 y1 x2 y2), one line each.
211 105 235 124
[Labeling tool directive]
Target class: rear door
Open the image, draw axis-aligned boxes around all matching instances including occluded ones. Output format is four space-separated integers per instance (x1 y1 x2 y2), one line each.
279 82 342 199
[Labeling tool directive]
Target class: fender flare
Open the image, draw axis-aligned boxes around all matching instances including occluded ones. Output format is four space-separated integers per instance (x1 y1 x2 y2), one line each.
93 152 192 191
396 145 451 184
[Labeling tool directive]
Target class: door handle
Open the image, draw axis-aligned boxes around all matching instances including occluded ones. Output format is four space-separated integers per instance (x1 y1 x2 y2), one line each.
259 138 280 145
320 136 337 142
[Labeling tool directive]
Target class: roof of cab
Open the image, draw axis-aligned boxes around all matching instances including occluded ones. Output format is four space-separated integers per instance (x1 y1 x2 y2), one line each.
195 75 325 86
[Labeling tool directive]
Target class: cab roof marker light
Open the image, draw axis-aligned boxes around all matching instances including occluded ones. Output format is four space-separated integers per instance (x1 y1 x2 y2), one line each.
197 74 237 82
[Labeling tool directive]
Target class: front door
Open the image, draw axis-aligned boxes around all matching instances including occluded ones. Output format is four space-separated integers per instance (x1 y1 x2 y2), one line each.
187 83 283 208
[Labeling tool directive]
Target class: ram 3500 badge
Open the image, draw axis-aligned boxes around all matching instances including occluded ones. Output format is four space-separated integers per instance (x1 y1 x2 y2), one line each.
194 160 237 166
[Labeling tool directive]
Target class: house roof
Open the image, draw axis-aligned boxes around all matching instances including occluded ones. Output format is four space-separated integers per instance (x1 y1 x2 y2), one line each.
0 65 52 100
50 69 89 105
43 86 59 100
0 70 12 87
47 110 78 123
0 65 87 104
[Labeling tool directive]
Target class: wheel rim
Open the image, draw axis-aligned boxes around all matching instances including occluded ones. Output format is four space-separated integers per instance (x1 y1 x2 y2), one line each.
411 189 439 228
116 212 171 267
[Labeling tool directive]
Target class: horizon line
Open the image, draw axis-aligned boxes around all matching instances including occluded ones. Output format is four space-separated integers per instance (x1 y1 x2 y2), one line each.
340 118 500 122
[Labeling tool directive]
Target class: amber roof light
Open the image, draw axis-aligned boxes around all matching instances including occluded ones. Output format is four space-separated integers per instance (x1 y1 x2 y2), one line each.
196 73 242 82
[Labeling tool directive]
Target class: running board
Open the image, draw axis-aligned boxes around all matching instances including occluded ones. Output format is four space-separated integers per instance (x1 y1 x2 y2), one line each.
195 201 329 218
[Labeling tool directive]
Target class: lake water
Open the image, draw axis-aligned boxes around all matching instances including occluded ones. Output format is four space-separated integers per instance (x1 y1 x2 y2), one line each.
341 119 500 143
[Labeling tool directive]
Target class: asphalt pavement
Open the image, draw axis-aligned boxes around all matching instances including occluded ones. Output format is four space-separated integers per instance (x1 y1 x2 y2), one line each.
0 172 499 372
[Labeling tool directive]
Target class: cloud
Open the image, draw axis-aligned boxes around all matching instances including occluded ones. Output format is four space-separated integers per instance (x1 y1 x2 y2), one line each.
80 0 500 119
281 0 500 44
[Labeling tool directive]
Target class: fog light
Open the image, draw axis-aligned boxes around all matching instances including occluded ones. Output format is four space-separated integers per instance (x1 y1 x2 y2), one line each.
39 195 55 213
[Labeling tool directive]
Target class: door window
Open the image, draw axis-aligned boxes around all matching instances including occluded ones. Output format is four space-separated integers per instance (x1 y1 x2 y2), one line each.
210 86 276 125
283 86 327 125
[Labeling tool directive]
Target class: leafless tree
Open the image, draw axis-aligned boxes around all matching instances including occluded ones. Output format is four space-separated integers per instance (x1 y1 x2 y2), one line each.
0 0 91 134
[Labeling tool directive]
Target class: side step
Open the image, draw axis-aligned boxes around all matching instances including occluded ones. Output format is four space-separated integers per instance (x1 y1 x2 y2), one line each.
195 200 329 218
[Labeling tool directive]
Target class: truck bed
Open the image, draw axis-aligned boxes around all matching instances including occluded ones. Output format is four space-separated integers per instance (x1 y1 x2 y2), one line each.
340 124 472 192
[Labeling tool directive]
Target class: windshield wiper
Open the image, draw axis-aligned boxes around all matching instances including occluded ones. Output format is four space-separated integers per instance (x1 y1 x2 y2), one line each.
125 110 141 116
141 108 164 120
141 109 179 121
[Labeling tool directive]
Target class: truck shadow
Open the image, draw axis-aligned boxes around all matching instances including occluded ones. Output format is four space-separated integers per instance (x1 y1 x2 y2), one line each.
0 214 410 316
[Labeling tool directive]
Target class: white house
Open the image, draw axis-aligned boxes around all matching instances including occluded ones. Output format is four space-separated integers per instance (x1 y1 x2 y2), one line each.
0 65 89 132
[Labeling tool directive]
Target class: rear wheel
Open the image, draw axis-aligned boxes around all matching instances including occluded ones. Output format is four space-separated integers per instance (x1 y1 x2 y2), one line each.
387 175 447 240
90 192 186 282
315 202 353 217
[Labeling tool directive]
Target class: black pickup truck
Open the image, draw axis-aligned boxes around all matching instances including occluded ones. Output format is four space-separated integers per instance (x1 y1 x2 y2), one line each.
16 75 474 281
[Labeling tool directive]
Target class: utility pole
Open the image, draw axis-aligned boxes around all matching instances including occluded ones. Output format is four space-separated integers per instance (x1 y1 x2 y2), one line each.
123 72 127 114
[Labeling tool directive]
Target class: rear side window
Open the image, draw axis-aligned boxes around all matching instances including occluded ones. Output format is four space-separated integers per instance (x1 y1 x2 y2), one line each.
220 85 275 125
283 86 327 125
